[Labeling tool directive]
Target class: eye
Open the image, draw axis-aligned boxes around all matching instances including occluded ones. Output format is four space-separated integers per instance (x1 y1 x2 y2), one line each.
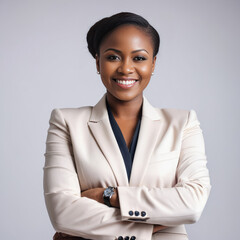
106 55 120 61
134 56 147 61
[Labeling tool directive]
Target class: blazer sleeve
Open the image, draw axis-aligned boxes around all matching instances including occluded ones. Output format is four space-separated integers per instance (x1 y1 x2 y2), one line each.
117 110 211 226
43 109 153 240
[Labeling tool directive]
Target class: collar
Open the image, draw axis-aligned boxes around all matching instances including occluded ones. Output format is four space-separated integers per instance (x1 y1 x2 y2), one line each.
89 94 161 122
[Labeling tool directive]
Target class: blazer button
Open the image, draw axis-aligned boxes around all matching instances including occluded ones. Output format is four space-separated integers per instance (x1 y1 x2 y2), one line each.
118 236 124 240
129 210 134 216
124 237 129 240
141 211 146 217
130 236 136 240
134 211 139 216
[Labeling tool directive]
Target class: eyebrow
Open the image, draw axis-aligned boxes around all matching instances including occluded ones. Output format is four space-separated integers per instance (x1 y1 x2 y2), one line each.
104 48 149 54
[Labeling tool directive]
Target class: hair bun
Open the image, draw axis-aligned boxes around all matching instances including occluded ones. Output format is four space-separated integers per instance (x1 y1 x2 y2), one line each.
86 12 160 59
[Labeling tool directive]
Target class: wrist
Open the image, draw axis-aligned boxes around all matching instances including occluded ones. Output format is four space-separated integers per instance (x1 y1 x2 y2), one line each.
103 186 115 207
110 187 119 208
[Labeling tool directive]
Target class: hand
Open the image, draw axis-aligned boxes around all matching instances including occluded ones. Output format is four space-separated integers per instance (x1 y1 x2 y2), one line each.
152 225 168 233
81 188 105 204
81 187 120 208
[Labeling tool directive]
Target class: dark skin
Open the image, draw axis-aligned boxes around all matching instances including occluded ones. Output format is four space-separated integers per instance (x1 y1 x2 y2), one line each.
107 93 142 148
82 25 168 233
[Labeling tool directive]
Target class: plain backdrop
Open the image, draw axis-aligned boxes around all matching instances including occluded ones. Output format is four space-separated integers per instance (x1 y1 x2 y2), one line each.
1 0 239 239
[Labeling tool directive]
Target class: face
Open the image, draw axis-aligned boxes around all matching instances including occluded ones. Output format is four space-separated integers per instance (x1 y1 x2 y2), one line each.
96 25 156 103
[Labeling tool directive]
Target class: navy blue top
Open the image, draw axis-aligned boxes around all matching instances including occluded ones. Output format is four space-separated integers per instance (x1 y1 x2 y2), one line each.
106 100 142 181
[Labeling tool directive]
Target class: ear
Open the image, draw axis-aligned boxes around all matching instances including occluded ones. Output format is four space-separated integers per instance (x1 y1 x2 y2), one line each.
96 54 100 73
152 56 157 73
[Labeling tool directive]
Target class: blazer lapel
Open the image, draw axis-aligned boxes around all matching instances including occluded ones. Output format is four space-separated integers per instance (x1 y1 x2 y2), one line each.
87 95 129 186
130 97 163 186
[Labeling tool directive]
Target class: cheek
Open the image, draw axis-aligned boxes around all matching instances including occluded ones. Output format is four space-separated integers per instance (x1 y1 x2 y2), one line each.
99 63 116 88
100 62 117 76
138 64 153 78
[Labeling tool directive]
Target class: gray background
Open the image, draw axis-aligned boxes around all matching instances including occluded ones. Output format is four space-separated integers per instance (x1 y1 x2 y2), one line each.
1 0 239 239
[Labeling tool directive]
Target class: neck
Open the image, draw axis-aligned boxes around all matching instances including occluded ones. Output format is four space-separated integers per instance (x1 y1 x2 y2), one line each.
106 93 143 120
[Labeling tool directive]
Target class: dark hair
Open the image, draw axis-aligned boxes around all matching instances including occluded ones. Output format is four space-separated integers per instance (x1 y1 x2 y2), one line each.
87 12 160 58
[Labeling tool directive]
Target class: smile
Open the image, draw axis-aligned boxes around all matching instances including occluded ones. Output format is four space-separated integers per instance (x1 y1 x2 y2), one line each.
113 79 138 89
115 79 136 85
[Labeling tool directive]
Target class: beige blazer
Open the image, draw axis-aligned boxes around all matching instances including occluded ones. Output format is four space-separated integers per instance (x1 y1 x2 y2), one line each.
44 94 211 240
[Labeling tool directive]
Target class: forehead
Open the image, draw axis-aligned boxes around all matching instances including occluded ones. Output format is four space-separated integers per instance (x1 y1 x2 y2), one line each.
99 25 153 54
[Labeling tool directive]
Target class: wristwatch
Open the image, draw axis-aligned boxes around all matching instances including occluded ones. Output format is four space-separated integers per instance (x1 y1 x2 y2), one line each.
103 187 115 207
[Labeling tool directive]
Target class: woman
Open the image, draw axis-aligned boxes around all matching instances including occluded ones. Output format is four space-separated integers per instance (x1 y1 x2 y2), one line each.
44 12 211 240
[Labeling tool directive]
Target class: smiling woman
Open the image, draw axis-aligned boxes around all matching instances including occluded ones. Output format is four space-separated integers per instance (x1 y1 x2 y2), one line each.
96 25 156 105
44 12 211 240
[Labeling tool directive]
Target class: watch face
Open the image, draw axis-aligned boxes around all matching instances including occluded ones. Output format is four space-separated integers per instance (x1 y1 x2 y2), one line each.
104 187 113 197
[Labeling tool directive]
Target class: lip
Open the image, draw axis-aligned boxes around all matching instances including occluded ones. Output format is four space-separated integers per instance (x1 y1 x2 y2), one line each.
113 77 138 81
112 78 138 89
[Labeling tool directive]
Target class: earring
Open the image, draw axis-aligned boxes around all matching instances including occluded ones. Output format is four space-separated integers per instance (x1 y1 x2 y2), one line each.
151 72 154 75
97 71 100 74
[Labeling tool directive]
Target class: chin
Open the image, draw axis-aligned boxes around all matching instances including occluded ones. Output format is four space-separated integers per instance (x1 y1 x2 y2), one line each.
110 92 143 103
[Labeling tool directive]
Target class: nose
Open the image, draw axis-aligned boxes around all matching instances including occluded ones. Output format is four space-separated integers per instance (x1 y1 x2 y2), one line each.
117 58 134 74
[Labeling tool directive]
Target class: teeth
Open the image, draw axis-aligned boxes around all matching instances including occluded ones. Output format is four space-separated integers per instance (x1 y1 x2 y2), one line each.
115 80 136 85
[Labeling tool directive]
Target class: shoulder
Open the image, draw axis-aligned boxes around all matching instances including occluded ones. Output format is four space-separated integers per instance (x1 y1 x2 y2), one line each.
49 106 93 125
156 108 200 129
159 108 189 119
143 97 199 127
